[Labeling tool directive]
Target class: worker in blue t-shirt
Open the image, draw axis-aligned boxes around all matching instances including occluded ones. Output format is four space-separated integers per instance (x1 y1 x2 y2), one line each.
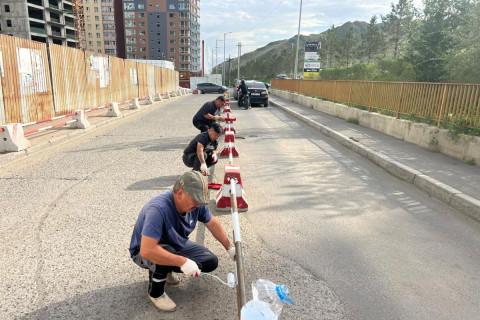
183 122 223 176
192 96 225 132
129 171 236 312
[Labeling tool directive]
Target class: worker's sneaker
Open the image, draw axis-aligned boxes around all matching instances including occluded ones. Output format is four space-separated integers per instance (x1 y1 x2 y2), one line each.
166 272 181 285
149 293 177 312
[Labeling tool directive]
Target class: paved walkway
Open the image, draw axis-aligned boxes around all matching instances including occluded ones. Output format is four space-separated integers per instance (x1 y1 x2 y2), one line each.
0 96 179 168
269 94 480 223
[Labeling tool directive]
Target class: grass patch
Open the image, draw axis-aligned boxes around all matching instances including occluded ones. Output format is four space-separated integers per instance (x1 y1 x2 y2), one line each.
465 158 476 166
347 117 359 125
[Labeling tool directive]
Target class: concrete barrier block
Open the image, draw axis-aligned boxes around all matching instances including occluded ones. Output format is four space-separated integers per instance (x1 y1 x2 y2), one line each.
106 102 122 117
413 174 459 203
155 93 163 101
144 95 154 105
0 123 31 152
450 193 480 222
165 92 171 99
130 98 140 109
71 110 90 129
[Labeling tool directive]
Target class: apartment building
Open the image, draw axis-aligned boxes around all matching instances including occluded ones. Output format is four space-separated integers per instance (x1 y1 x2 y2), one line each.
0 0 78 47
82 0 124 57
123 0 200 76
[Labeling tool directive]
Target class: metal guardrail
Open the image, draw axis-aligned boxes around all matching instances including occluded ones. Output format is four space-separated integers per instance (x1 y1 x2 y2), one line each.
272 79 480 128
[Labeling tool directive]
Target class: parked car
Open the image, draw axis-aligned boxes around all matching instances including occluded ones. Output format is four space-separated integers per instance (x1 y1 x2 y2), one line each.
276 74 289 79
196 83 227 93
245 80 269 107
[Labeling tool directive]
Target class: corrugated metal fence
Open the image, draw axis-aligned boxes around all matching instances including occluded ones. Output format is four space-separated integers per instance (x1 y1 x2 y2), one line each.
0 34 178 125
272 79 480 128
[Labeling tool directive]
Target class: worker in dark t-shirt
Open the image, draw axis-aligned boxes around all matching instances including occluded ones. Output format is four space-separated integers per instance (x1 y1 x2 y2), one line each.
183 122 223 175
192 96 225 132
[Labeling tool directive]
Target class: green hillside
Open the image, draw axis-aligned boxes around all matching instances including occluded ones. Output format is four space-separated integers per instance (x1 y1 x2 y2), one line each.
218 21 369 83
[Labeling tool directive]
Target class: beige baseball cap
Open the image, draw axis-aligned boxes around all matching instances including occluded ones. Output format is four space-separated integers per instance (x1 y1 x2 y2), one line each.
178 170 209 205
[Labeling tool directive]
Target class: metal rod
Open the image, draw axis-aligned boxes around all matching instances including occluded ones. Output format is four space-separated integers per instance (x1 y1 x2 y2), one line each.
230 179 246 319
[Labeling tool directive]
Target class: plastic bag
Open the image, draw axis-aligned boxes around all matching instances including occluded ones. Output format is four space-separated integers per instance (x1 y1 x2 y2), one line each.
241 279 295 320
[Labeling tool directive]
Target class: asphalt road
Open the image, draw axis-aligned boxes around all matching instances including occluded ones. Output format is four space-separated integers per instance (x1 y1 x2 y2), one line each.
1 91 479 319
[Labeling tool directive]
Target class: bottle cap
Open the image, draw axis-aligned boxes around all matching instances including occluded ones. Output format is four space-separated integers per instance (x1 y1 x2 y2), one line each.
275 285 295 305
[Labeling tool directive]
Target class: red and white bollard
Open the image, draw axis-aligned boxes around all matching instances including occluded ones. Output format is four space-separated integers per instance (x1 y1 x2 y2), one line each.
220 131 239 158
223 113 236 132
216 164 248 212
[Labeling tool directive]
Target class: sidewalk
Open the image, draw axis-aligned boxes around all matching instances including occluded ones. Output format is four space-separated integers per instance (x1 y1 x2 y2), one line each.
270 94 480 223
0 95 185 169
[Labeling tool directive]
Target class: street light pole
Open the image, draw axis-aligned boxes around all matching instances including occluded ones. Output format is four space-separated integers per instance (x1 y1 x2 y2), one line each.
223 31 232 86
216 39 223 85
294 0 303 80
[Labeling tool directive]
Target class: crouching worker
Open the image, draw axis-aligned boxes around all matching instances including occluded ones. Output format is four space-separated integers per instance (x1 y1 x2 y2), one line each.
129 170 236 312
183 122 223 176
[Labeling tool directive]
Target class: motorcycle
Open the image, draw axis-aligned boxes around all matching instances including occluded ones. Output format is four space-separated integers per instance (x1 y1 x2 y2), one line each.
238 90 250 109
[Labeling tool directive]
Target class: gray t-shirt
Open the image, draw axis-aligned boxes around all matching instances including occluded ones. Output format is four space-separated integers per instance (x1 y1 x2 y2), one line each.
129 190 212 257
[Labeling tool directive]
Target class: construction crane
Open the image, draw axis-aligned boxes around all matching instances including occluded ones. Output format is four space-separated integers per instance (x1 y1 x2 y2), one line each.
72 0 85 50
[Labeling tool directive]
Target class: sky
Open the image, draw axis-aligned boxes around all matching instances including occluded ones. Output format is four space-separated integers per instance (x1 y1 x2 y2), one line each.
201 0 424 64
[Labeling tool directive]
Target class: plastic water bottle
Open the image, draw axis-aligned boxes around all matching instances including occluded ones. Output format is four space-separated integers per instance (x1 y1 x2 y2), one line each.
241 279 295 320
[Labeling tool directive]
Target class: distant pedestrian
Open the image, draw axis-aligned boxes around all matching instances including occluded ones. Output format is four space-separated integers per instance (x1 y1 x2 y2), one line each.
192 96 225 132
128 171 235 312
183 122 223 176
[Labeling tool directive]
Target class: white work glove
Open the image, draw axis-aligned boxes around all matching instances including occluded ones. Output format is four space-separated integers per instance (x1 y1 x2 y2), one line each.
211 153 217 163
200 163 208 175
227 245 236 261
180 258 200 277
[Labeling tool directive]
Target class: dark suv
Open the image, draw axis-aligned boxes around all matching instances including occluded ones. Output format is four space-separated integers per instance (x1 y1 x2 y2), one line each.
196 83 227 93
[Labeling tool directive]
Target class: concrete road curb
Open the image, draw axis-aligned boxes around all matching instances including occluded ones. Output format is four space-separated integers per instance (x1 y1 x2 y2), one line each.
0 94 190 169
271 100 480 223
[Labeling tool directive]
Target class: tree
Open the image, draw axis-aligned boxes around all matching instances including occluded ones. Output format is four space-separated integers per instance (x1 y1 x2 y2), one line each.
382 0 415 59
408 0 458 82
359 15 385 62
339 26 357 66
318 25 339 68
447 1 480 83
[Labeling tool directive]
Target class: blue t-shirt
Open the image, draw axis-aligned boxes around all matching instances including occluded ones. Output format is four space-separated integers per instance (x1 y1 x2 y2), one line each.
129 190 212 257
192 100 216 125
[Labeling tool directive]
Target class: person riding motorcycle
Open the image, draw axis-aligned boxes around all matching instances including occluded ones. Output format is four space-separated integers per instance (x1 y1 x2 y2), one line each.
237 80 250 109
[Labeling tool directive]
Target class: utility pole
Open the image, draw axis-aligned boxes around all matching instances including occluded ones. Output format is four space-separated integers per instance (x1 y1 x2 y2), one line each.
294 0 303 79
223 32 232 86
216 39 218 84
228 54 231 87
216 39 223 85
237 42 241 81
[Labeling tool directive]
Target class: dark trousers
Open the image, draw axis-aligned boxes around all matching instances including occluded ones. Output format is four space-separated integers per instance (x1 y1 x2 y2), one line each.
183 151 217 171
132 240 218 298
193 120 210 132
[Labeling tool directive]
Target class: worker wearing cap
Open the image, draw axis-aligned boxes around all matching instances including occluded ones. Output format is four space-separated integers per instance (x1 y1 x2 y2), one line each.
129 171 236 312
183 122 223 176
192 96 226 132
